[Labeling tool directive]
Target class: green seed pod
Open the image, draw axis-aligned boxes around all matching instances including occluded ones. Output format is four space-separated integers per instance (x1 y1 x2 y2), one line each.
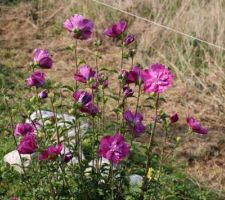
176 136 181 143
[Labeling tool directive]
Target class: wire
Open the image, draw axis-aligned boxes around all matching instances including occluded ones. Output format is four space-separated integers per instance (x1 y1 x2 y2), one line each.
92 0 225 51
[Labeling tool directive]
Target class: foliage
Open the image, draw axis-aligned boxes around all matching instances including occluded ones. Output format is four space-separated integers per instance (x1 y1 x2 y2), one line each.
0 13 222 200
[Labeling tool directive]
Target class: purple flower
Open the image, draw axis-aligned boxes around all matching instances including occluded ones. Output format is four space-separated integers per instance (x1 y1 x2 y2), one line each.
124 110 145 136
123 86 133 97
99 134 129 164
121 66 142 85
186 116 208 135
38 143 63 161
124 34 134 45
38 89 48 99
93 73 109 89
80 103 98 117
62 152 73 163
63 14 94 40
73 90 92 106
104 20 127 38
26 71 45 87
102 79 109 88
17 134 37 154
33 48 53 69
74 65 96 83
14 123 34 137
126 65 142 84
170 112 179 123
131 65 143 83
142 63 173 93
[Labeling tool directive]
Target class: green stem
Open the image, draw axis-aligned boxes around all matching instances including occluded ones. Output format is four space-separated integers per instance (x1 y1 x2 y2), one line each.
75 39 78 89
35 87 47 142
142 93 160 189
158 125 168 179
4 96 33 186
102 88 105 131
131 55 134 69
95 45 99 74
50 96 60 144
110 165 114 200
120 98 126 133
116 39 124 131
135 84 141 114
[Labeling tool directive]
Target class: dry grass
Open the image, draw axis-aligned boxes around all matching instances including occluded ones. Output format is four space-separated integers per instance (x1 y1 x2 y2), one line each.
1 0 225 193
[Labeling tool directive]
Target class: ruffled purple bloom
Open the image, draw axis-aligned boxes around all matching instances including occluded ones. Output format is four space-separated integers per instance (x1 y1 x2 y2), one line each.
14 123 34 137
124 34 134 45
33 48 53 69
186 116 208 135
99 134 129 164
142 63 173 93
104 20 127 38
26 71 45 87
73 90 92 106
80 103 98 117
17 134 37 154
38 89 48 99
63 14 94 40
170 112 179 123
62 152 73 163
74 65 96 83
123 86 133 97
38 143 63 161
124 110 145 136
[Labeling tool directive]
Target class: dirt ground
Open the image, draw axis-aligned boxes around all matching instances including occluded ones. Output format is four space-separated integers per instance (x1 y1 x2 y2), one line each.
1 0 225 194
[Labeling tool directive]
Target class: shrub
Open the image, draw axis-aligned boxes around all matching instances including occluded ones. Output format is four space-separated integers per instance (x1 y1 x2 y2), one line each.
2 14 214 200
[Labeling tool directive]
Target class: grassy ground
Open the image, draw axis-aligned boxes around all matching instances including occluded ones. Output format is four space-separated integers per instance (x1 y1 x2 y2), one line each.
0 0 225 198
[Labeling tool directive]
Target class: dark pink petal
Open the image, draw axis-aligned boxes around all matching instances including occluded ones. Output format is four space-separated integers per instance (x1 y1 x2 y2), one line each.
104 20 127 38
98 134 129 164
186 116 208 135
38 143 64 161
17 134 37 154
26 71 45 87
142 63 173 93
14 123 34 137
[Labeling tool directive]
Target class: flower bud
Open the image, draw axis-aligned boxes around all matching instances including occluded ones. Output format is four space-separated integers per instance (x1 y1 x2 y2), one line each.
176 136 181 143
38 90 48 99
124 34 135 46
170 112 179 123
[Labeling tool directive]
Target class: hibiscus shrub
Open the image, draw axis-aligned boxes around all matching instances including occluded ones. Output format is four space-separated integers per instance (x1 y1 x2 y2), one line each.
2 14 212 200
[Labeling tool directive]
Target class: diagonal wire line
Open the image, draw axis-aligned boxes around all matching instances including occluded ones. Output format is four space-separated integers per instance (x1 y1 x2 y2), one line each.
92 0 225 51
